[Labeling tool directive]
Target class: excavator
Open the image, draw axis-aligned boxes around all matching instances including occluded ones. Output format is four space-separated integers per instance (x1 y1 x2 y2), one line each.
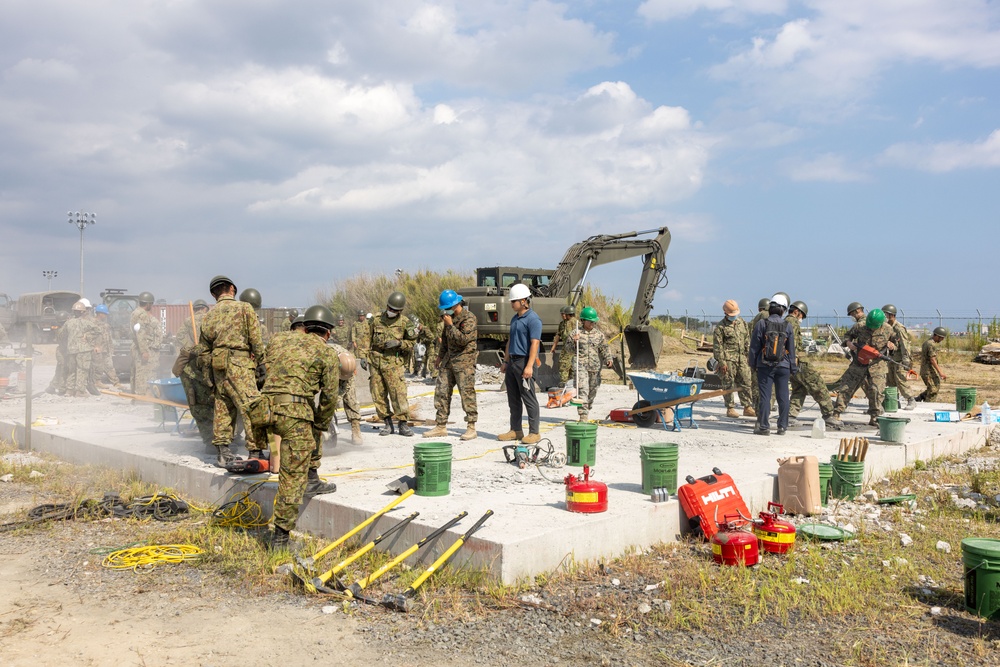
462 227 670 385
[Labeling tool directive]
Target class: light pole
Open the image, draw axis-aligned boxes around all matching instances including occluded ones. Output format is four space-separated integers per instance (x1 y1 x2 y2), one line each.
68 211 96 296
42 270 57 290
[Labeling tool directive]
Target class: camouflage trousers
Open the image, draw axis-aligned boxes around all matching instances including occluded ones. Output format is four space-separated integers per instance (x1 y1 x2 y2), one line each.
886 362 913 399
425 344 439 379
920 368 942 401
92 352 118 385
211 361 260 449
49 348 67 392
68 352 92 396
271 416 320 533
833 361 887 417
369 356 409 421
180 370 215 445
557 351 573 385
572 367 602 415
433 362 478 425
789 362 834 419
131 348 158 396
718 357 752 409
338 374 361 423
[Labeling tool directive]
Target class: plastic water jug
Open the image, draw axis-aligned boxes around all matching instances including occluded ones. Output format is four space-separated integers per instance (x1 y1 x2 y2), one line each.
811 418 826 439
983 402 992 425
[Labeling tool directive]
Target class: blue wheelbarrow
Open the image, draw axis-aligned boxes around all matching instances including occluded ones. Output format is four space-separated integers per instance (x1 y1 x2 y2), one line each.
627 371 731 431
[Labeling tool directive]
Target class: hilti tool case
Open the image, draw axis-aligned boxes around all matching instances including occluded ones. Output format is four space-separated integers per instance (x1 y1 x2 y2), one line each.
677 467 750 540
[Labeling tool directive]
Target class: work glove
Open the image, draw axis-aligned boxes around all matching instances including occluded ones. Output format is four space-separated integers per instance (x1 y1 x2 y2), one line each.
359 359 368 371
383 340 401 350
255 364 266 389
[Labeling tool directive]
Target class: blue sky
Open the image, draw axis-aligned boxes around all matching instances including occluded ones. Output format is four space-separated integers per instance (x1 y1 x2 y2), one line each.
1 1 997 320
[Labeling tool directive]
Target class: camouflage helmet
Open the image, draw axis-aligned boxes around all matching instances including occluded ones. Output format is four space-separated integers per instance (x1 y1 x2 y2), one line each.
239 288 262 310
865 308 886 330
303 304 336 330
757 298 770 311
882 304 897 315
138 291 154 305
933 326 948 338
847 302 864 315
192 299 209 311
559 305 575 315
790 300 808 317
209 275 235 292
386 291 406 310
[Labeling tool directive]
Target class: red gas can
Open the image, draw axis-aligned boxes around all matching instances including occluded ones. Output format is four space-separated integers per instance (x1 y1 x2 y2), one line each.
564 465 608 513
710 515 760 567
753 502 797 554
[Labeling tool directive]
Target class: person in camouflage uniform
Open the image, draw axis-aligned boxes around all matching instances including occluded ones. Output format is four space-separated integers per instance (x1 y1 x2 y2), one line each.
786 301 841 428
91 305 121 388
130 292 162 397
326 336 364 446
366 292 418 436
833 308 896 426
426 320 444 381
331 314 350 348
748 297 770 410
46 318 71 395
423 290 479 440
276 309 297 333
239 288 269 347
198 276 266 465
173 300 214 446
65 300 100 397
917 327 948 402
350 310 367 354
565 306 612 422
713 300 754 418
882 304 915 410
413 322 435 378
259 305 340 550
552 306 576 385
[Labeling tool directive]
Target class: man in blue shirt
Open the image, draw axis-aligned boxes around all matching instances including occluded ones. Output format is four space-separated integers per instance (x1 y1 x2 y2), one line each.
499 283 542 444
748 293 797 436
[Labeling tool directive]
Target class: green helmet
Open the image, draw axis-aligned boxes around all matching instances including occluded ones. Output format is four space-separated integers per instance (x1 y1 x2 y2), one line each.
847 302 864 315
303 305 336 330
790 300 808 317
138 291 154 305
387 291 406 310
560 305 575 315
933 326 948 338
288 308 299 318
239 288 262 310
290 315 306 330
209 275 235 292
865 308 886 330
580 306 599 322
757 298 770 311
192 299 209 311
882 304 897 315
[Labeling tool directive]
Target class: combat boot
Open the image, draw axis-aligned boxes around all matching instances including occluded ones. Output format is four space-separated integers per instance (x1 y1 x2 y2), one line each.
743 406 756 417
379 418 394 436
868 415 879 427
397 421 414 437
726 407 739 418
423 424 449 438
215 445 238 468
825 415 844 430
903 398 915 411
304 469 337 498
267 526 291 551
460 423 477 441
522 432 541 445
498 430 523 441
350 421 363 445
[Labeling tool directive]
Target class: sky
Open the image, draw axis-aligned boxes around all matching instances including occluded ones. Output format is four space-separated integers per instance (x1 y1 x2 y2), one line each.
1 0 998 321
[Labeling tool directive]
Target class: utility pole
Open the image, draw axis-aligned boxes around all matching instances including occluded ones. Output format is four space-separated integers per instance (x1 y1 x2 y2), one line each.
67 211 96 296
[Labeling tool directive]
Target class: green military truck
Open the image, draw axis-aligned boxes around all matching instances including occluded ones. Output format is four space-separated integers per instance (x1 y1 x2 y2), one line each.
13 291 82 342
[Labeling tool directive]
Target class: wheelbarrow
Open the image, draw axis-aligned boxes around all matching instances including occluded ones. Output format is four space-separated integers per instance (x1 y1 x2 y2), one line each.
627 371 734 431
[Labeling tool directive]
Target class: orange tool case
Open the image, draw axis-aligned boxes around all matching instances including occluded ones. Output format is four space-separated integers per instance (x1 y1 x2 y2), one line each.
677 467 750 540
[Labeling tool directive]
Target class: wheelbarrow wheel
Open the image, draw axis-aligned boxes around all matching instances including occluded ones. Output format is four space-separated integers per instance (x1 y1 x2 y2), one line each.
631 400 656 429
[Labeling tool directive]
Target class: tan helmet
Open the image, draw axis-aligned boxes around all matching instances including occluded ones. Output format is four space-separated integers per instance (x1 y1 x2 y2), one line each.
722 300 740 316
338 350 357 379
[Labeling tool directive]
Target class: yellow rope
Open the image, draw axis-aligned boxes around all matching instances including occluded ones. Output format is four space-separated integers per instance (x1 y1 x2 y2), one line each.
102 544 203 571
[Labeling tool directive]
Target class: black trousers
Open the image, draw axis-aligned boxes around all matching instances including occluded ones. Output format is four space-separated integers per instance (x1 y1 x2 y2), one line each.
505 356 539 434
756 365 791 431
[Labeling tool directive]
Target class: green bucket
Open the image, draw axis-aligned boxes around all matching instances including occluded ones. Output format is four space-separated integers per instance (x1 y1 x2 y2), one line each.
639 443 679 494
413 442 453 497
830 456 864 500
883 386 899 413
956 387 977 412
961 538 1000 620
565 422 597 467
818 462 833 507
877 415 909 443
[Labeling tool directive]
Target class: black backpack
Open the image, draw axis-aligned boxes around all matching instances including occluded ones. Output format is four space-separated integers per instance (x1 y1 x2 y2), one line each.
761 319 788 365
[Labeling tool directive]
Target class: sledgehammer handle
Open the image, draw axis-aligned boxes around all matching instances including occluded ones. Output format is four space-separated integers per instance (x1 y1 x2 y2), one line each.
354 511 467 591
311 488 415 563
401 510 493 598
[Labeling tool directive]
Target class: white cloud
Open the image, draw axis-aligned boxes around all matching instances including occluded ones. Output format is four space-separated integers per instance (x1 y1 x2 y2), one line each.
881 130 1000 172
788 153 866 182
639 0 787 22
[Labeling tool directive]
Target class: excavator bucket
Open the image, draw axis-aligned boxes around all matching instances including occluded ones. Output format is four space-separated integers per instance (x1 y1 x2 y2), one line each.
624 326 662 369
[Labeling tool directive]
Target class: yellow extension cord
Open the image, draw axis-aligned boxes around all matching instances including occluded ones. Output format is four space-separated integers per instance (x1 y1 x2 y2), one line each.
101 544 204 571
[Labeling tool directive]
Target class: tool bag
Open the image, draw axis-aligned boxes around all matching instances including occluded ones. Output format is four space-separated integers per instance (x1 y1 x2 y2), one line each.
761 319 788 365
677 468 750 540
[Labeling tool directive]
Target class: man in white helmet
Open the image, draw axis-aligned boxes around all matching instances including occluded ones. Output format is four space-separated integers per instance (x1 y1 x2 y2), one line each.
748 294 797 436
499 283 542 445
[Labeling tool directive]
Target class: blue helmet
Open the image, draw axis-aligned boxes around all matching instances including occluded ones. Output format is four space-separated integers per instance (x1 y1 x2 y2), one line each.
94 304 109 315
438 289 462 310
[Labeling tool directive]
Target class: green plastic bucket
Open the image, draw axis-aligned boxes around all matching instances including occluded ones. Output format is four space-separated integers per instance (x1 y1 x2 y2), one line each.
877 415 909 443
639 443 679 494
830 456 864 500
818 462 833 507
883 386 899 413
956 387 977 412
413 442 453 497
961 538 1000 620
565 422 598 467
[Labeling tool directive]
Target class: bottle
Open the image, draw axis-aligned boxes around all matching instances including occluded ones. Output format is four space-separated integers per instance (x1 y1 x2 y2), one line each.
811 418 826 439
982 401 991 425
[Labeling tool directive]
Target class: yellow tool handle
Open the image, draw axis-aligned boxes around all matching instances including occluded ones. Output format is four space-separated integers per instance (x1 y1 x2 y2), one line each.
311 488 414 562
318 541 377 585
406 538 466 592
357 543 420 590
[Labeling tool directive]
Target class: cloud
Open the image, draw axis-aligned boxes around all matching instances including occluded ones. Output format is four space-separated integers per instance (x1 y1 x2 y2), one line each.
787 153 867 182
638 0 787 23
881 129 1000 172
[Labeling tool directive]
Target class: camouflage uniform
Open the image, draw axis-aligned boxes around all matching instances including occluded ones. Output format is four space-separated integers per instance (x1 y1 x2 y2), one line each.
433 309 478 426
261 331 339 534
331 324 350 348
66 315 99 396
366 312 417 422
920 338 943 401
556 317 575 385
198 295 265 450
712 317 753 410
92 318 119 386
565 326 611 419
277 318 292 333
886 320 913 400
326 339 361 425
833 323 893 418
351 319 368 355
787 315 834 420
748 310 767 408
415 325 436 377
130 307 163 396
175 312 215 445
48 324 70 394
426 321 444 380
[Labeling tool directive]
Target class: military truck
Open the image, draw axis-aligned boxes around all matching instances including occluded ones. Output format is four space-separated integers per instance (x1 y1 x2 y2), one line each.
14 291 82 342
462 227 670 381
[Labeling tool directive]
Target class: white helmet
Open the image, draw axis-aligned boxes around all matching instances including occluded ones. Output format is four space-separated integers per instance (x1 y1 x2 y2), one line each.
769 293 789 309
508 283 531 302
72 298 92 311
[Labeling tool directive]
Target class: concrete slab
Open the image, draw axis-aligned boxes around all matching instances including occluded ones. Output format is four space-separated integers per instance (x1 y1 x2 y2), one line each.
0 366 989 584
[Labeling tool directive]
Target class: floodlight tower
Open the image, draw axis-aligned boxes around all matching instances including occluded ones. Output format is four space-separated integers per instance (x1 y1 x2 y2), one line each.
67 211 96 295
42 270 58 290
